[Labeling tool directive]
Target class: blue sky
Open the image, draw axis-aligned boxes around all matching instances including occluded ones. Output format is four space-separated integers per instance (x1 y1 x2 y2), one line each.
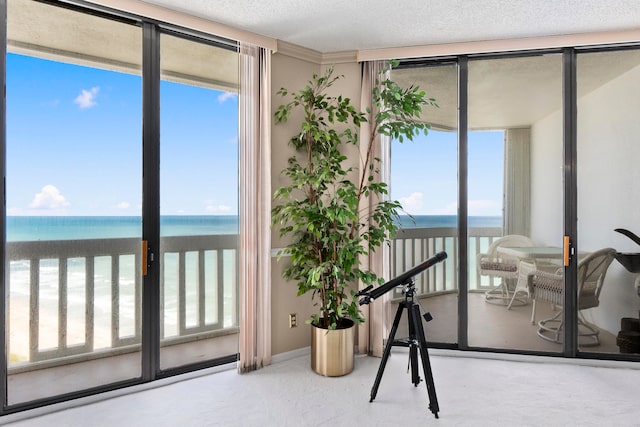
391 129 504 216
6 53 238 216
7 52 502 218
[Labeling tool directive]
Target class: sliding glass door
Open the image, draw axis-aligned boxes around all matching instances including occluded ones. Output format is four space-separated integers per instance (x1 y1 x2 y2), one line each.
392 49 640 358
467 54 564 352
158 32 239 370
5 1 143 404
576 48 640 354
3 0 240 410
391 54 580 353
390 63 459 345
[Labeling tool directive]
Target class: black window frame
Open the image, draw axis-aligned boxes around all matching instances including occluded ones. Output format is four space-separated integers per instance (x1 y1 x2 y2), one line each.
0 0 239 414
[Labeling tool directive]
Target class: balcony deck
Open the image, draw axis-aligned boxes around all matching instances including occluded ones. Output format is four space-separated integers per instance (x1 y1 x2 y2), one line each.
416 292 619 353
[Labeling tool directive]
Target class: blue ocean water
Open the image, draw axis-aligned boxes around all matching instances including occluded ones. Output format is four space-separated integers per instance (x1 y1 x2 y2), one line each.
6 215 240 241
6 214 499 241
396 215 501 229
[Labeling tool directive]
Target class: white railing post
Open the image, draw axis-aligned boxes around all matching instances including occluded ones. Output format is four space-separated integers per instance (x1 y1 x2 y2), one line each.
390 227 502 299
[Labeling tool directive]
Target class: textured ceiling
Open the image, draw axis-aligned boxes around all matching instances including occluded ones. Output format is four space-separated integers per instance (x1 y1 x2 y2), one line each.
141 0 640 52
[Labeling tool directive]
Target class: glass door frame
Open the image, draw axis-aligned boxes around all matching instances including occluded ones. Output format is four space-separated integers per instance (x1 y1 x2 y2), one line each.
457 56 469 349
0 1 147 412
1 0 8 410
0 1 239 414
571 43 640 360
141 21 161 383
562 48 579 357
460 49 579 355
154 25 240 376
457 50 573 354
399 47 636 358
143 21 242 382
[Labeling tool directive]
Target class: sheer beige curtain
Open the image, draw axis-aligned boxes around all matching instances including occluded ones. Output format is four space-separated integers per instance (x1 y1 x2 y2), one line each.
359 60 391 357
503 128 531 236
238 43 271 373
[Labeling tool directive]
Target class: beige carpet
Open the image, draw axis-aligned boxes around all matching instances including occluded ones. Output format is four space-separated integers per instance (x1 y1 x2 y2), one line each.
3 349 640 427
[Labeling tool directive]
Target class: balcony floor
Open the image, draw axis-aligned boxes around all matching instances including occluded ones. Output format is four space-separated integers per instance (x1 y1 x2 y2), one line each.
3 349 640 426
414 292 620 353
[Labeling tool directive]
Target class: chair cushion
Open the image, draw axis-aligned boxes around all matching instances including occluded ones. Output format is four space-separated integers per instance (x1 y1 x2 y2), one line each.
480 261 517 272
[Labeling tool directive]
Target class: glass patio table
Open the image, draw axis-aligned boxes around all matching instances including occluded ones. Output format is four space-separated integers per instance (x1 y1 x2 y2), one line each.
495 246 565 312
496 246 564 260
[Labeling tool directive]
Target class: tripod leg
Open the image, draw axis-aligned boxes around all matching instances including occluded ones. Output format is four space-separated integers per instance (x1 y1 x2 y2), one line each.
407 302 420 386
369 302 404 403
410 303 440 419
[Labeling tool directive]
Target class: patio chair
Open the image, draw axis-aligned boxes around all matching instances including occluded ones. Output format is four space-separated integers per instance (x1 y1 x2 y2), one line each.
528 247 616 346
477 234 535 306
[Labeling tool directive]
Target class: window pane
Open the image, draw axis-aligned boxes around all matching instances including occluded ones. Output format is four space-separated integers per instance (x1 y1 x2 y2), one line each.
468 54 564 352
577 49 640 354
6 0 142 404
391 64 459 345
159 33 239 370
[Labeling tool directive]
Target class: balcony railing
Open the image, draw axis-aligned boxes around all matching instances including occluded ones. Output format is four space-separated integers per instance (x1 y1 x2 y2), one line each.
390 226 503 298
6 226 501 371
7 234 238 371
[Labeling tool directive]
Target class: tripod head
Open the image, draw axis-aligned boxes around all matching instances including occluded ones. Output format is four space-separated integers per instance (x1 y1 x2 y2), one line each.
357 251 447 305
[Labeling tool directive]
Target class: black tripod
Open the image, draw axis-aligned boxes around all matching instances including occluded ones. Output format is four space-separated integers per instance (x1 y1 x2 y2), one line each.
369 279 440 418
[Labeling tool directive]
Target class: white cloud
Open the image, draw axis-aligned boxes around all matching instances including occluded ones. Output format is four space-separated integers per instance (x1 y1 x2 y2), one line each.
206 203 232 213
74 87 100 109
115 201 130 209
29 185 70 210
217 92 237 103
398 192 424 215
7 207 24 215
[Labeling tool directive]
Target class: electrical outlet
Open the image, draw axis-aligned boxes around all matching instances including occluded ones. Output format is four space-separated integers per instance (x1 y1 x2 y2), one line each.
289 313 297 328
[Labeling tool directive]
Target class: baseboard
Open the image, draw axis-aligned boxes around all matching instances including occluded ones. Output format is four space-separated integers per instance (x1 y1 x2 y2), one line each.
271 347 310 364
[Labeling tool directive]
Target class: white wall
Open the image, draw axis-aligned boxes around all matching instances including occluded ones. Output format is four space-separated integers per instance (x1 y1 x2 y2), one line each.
575 63 640 332
529 62 640 334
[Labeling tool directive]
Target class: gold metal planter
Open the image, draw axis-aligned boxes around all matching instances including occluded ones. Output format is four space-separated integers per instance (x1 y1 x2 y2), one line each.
310 319 354 377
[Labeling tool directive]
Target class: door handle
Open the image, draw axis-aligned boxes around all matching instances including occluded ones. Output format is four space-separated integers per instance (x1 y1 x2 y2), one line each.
563 235 570 266
142 240 148 276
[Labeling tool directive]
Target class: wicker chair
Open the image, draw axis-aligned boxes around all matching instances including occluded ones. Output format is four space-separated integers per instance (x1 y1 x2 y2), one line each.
477 235 535 306
528 247 616 346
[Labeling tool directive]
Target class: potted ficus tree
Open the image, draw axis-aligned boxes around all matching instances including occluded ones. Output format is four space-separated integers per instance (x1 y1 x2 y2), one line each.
272 61 435 376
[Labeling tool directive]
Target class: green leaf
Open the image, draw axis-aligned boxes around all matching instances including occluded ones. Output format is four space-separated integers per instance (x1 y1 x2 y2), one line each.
271 60 436 328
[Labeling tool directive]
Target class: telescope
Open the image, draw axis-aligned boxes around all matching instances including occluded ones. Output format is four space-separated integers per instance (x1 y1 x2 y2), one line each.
357 251 447 305
358 250 447 418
